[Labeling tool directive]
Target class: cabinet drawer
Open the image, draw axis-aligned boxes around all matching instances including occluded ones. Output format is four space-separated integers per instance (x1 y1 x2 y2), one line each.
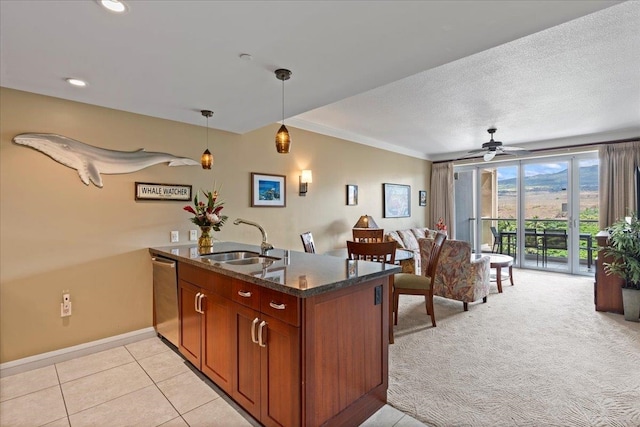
232 279 261 311
179 263 232 298
261 288 300 326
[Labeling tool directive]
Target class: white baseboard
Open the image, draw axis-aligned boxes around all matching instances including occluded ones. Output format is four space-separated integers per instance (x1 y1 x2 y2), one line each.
0 327 157 378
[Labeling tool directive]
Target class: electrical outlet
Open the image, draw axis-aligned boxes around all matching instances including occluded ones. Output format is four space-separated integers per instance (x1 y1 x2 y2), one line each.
189 229 198 241
170 230 179 243
61 293 72 317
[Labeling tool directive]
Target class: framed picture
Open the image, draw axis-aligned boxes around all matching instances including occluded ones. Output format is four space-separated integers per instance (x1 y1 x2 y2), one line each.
419 190 427 207
251 173 286 207
383 183 411 218
346 184 358 206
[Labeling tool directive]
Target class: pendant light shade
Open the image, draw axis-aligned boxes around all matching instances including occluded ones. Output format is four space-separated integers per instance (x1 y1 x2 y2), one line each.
200 110 214 169
274 69 292 154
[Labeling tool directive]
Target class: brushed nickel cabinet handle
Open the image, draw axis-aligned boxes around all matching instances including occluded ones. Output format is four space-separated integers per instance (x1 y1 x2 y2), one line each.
251 318 260 344
269 302 286 310
198 294 205 314
238 291 252 298
195 292 201 314
258 320 267 348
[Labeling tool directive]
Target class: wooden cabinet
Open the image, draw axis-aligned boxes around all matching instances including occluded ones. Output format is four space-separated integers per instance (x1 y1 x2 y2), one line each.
595 232 624 314
232 279 301 427
178 264 234 393
174 260 390 427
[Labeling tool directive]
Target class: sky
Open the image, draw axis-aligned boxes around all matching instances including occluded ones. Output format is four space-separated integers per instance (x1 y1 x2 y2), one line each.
497 159 599 181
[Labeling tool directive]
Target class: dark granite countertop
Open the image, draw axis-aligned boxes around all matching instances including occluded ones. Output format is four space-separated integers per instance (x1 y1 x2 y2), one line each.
149 242 400 298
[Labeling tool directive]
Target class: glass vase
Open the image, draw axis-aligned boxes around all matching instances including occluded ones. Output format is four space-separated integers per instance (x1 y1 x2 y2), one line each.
198 225 214 254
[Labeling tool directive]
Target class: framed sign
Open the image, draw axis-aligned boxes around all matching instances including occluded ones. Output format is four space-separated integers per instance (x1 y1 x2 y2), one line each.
419 190 427 206
346 184 358 206
251 173 286 207
135 182 192 201
383 183 411 218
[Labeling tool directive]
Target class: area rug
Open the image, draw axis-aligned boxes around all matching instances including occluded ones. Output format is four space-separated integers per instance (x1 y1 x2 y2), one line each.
388 269 640 427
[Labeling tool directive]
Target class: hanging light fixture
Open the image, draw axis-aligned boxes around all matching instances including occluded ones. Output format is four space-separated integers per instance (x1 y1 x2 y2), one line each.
274 69 292 153
200 110 214 169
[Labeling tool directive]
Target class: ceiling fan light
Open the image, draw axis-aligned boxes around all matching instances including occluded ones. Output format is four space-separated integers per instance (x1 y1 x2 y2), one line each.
484 151 496 162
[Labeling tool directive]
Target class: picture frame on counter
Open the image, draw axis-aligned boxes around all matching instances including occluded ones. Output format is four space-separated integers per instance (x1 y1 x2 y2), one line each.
251 172 286 207
134 182 192 201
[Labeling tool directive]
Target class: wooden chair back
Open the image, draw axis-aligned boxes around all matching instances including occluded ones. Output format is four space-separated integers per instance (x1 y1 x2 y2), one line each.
300 231 316 253
347 240 396 264
425 232 447 282
352 228 384 243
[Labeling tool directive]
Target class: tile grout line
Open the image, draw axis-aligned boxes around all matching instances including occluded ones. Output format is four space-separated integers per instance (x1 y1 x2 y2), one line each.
53 363 71 426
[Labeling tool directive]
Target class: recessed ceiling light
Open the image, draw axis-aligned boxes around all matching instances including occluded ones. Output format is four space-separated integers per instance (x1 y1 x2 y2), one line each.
98 0 128 13
66 78 87 87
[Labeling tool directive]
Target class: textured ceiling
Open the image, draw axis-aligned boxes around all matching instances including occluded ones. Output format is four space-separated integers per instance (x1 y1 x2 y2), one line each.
1 1 638 161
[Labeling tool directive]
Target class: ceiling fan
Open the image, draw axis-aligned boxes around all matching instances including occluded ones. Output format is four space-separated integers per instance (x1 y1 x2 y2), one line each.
466 128 531 161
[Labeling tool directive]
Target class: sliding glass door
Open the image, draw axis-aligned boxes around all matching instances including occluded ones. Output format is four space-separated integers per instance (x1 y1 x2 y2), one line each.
454 152 598 275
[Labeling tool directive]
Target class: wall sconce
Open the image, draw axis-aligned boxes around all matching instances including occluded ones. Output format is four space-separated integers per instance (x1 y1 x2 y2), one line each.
353 215 379 229
299 169 312 196
200 110 214 169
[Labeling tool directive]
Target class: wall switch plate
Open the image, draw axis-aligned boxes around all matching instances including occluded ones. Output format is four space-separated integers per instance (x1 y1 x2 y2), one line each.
170 230 179 243
189 230 198 241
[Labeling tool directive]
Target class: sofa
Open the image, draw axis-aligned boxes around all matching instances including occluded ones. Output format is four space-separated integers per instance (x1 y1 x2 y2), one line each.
384 228 437 274
419 237 490 311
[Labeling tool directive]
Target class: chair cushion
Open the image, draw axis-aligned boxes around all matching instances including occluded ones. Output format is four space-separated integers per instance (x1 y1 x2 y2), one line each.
398 230 420 251
411 228 428 239
394 273 432 290
384 231 404 249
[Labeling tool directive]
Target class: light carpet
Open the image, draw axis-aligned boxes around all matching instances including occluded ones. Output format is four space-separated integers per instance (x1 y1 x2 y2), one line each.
388 268 640 427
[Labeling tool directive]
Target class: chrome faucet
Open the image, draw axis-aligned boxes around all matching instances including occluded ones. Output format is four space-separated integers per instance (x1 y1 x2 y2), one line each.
233 218 274 255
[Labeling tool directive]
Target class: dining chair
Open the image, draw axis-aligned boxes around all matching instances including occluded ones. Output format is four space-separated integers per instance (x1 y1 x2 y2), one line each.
541 229 567 266
524 228 542 265
393 232 447 327
300 231 316 253
346 240 396 264
352 228 384 243
347 240 398 344
490 226 500 253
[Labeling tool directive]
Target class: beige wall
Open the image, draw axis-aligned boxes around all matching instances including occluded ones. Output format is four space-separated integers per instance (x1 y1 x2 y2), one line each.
0 88 431 363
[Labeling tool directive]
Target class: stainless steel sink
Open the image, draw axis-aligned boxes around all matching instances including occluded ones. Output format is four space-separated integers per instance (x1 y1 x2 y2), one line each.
224 256 280 265
200 251 260 262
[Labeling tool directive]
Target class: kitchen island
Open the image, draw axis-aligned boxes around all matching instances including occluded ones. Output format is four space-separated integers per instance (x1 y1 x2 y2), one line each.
149 242 399 427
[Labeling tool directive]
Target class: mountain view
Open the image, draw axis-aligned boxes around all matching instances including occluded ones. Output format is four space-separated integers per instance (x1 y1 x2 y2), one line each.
498 164 599 194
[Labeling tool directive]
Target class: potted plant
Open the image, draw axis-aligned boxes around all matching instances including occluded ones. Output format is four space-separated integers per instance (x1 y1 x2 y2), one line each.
604 213 640 322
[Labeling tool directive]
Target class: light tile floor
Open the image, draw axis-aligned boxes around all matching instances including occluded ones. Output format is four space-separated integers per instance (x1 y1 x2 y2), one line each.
0 337 427 427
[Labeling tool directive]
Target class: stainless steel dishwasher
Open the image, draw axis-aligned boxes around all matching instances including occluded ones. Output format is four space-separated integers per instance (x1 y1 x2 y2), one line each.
151 256 179 347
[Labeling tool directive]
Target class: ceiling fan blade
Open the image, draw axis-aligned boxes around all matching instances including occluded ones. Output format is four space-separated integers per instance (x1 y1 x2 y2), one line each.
501 146 528 152
502 146 532 156
466 149 486 155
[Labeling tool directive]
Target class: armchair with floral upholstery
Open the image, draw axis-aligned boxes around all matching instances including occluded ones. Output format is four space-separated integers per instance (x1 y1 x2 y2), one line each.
419 237 490 311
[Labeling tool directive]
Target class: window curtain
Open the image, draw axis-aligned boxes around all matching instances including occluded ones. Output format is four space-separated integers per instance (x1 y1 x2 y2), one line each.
430 162 454 236
599 140 640 229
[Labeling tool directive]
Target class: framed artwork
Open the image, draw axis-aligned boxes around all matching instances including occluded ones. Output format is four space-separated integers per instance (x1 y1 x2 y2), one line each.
251 173 286 207
419 190 427 207
383 183 411 218
346 184 358 206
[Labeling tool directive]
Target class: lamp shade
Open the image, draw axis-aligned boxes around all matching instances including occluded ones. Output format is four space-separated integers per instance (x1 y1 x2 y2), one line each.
353 215 379 229
301 169 313 183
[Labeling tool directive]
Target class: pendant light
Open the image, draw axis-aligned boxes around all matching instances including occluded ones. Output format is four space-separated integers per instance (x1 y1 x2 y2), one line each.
274 69 292 154
200 110 213 169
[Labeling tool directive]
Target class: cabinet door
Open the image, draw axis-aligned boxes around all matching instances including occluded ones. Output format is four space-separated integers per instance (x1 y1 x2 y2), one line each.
260 314 301 427
179 280 201 367
232 303 261 420
201 290 234 393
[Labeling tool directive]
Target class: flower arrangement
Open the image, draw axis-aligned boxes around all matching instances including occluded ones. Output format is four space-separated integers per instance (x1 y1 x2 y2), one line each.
436 217 447 231
183 184 228 231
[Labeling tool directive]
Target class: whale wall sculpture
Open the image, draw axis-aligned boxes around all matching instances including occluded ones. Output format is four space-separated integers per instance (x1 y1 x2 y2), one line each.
12 133 200 188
